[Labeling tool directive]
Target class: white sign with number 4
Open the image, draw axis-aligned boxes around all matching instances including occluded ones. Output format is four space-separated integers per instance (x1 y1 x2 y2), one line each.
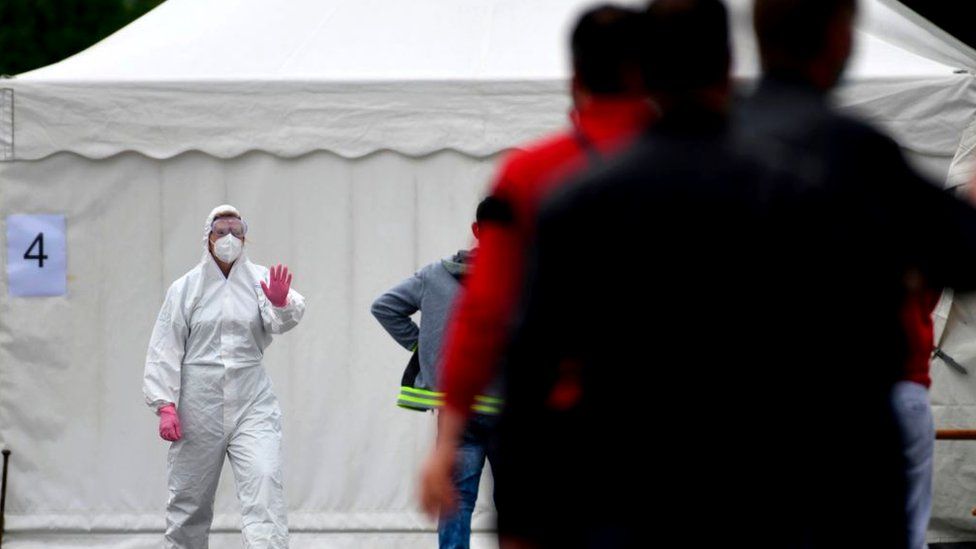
6 215 66 297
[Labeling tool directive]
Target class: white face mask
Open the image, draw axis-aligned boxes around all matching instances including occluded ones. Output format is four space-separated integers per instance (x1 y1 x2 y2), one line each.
213 234 243 264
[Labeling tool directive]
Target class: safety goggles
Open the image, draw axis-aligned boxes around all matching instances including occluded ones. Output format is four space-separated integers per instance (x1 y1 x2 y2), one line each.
211 217 248 238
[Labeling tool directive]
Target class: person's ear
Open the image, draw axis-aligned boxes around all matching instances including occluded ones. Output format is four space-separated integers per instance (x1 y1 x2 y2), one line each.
570 73 588 110
472 222 480 241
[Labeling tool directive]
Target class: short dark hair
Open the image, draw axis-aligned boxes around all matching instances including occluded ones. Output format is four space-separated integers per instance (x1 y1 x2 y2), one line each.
753 0 857 72
642 0 730 94
571 5 645 94
475 196 493 225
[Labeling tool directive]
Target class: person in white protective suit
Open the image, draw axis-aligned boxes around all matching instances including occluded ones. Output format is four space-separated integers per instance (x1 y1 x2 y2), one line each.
144 204 305 548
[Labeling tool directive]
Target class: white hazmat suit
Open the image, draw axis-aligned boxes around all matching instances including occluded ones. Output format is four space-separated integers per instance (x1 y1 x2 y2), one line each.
144 205 305 548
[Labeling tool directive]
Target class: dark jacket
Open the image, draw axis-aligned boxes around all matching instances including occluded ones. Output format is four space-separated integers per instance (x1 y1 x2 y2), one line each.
731 75 976 547
496 94 976 546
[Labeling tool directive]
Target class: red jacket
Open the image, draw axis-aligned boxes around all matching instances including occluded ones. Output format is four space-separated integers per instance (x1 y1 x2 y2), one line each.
439 98 654 414
902 288 939 388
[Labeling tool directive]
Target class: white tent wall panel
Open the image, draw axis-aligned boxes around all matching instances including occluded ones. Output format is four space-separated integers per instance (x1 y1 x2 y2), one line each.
834 75 976 182
0 150 497 538
917 109 976 544
0 152 171 527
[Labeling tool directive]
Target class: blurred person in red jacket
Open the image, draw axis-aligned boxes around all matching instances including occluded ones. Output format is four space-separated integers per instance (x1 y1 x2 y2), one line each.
418 3 655 538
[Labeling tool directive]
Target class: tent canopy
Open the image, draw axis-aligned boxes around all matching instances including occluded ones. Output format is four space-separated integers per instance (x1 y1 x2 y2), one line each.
4 0 975 164
17 0 972 80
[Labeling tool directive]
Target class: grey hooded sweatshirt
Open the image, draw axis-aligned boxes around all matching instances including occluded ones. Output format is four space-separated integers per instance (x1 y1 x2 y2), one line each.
371 250 502 413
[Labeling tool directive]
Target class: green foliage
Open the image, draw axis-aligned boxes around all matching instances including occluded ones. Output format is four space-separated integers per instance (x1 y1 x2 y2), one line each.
0 0 164 76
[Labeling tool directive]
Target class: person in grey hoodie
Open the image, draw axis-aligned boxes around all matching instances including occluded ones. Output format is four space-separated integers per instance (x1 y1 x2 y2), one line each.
371 199 501 549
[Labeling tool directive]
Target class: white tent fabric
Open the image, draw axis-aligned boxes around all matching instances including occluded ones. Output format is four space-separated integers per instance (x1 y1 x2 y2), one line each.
930 288 976 543
3 0 974 171
927 91 976 545
2 1 976 547
870 0 976 71
0 150 496 548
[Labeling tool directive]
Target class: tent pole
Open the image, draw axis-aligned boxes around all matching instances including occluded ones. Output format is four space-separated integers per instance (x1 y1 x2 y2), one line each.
0 449 9 548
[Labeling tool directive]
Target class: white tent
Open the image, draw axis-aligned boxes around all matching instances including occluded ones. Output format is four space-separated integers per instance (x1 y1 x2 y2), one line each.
926 44 976 547
6 0 976 176
1 1 974 547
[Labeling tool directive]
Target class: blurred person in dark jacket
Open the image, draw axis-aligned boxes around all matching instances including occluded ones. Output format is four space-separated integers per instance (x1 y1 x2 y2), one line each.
496 0 976 547
497 1 763 545
738 0 976 546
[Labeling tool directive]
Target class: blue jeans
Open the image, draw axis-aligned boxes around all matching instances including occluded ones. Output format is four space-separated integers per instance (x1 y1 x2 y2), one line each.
892 380 934 549
438 413 499 549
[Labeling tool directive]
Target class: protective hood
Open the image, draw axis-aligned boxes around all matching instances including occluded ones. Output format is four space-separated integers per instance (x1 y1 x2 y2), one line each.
201 204 243 263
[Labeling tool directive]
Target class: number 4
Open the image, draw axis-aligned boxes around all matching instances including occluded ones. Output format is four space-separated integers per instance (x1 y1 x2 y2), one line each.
24 232 48 268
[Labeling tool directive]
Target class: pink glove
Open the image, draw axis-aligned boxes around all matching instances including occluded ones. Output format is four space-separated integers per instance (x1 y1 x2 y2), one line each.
158 404 182 442
261 264 292 307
